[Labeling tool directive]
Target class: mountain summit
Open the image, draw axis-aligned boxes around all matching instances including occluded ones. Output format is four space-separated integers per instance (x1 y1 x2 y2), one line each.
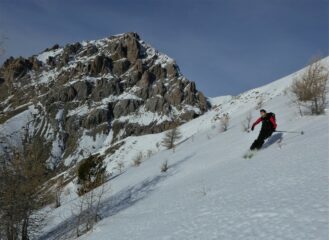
0 32 209 168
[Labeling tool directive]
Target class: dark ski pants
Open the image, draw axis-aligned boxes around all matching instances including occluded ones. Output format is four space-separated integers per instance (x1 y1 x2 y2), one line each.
250 129 274 150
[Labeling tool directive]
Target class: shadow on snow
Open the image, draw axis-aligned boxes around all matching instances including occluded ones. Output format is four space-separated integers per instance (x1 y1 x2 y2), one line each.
262 133 283 149
38 154 195 240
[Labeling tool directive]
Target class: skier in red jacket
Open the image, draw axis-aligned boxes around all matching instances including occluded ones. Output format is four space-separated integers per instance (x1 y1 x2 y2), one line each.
250 109 277 150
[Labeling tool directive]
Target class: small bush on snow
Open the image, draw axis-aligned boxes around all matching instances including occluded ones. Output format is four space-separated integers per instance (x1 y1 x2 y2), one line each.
132 152 143 167
161 160 169 173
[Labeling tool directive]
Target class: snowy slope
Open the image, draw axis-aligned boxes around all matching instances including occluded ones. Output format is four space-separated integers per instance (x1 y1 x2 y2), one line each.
39 57 329 240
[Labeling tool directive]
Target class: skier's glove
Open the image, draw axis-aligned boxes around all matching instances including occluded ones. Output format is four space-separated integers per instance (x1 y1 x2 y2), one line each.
251 126 254 131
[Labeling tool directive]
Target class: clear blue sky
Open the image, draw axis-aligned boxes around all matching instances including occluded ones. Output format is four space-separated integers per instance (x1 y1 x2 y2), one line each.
0 0 328 96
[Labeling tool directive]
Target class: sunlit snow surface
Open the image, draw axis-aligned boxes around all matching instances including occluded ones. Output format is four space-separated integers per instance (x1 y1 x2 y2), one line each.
13 57 329 239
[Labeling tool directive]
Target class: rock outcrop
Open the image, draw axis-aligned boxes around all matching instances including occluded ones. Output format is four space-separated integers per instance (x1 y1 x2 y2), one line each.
0 32 210 168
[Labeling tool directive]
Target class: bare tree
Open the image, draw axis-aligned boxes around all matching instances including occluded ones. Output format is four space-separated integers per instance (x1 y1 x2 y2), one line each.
241 111 252 132
290 56 328 115
220 113 230 132
162 127 182 150
0 135 51 240
74 156 108 236
73 184 108 237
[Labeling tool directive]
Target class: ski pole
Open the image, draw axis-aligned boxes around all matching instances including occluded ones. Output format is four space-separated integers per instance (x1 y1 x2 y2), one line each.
275 130 304 135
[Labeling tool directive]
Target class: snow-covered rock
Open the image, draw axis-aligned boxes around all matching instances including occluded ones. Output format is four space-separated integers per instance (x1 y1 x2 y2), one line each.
0 32 209 169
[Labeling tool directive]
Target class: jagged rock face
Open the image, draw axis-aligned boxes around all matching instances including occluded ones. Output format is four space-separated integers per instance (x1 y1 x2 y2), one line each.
0 32 210 168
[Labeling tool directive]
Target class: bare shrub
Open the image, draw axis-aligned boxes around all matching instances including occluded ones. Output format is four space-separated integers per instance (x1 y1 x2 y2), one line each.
241 111 252 132
115 160 124 173
73 184 108 237
290 56 328 115
255 96 264 110
54 176 64 208
132 152 143 166
162 127 182 150
220 113 230 132
160 160 169 173
146 149 153 158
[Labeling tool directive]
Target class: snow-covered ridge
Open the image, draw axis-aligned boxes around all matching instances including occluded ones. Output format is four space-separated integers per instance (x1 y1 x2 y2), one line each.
35 33 178 83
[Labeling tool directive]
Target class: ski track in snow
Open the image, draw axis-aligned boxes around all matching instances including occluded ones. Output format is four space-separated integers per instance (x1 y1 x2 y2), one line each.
32 57 329 239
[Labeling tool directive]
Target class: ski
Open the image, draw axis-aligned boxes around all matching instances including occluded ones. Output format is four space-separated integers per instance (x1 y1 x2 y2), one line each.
243 150 258 159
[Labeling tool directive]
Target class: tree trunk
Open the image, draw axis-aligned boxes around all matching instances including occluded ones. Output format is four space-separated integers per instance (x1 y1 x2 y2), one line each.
6 223 18 240
314 98 319 115
21 218 29 240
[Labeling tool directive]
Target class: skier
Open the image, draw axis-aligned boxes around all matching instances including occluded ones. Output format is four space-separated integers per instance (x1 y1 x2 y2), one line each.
250 109 277 150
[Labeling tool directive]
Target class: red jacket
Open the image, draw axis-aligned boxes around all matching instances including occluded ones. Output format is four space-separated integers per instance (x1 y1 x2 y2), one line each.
252 113 277 130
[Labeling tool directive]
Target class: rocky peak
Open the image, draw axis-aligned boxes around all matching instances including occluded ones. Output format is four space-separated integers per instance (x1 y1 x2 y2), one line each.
0 32 210 168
